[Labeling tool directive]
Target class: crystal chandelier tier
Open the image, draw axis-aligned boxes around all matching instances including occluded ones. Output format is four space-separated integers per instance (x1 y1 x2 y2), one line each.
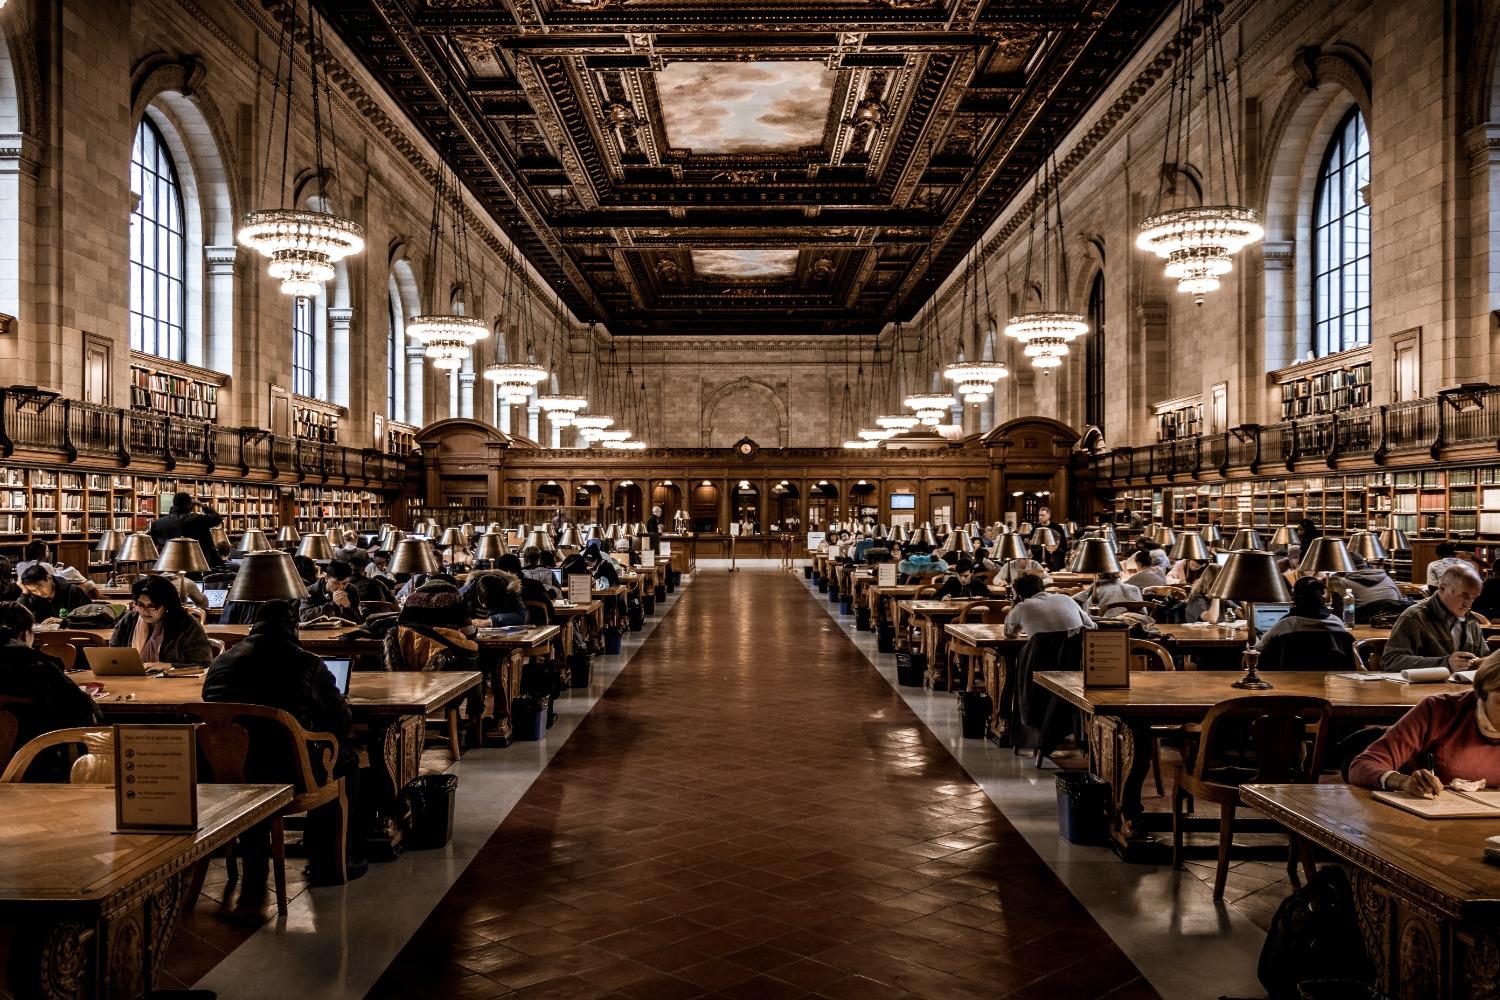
944 361 1009 403
573 414 613 443
1003 313 1088 370
596 429 632 443
237 1 362 297
408 314 487 347
842 439 878 450
602 439 646 450
425 340 471 371
537 394 588 425
903 393 954 426
484 362 548 405
876 413 919 431
858 428 895 442
1136 0 1262 305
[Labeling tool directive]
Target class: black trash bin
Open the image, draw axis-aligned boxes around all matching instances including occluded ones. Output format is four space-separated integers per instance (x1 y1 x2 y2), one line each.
512 696 547 741
603 626 623 654
896 651 926 687
877 624 896 653
958 691 992 739
569 650 592 688
1055 773 1110 845
803 566 813 580
404 774 458 850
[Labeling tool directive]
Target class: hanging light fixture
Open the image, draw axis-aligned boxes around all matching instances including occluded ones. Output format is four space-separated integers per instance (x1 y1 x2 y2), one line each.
842 438 878 450
944 237 1009 402
1005 139 1087 372
596 429 632 444
904 393 954 426
1136 0 1263 304
238 0 364 296
603 439 647 450
573 414 614 442
484 361 549 404
876 413 919 431
538 394 588 425
945 361 1009 402
858 428 895 441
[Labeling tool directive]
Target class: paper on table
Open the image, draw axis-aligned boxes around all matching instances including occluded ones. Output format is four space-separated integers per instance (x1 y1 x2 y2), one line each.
1452 669 1478 683
1400 666 1452 684
1333 672 1387 681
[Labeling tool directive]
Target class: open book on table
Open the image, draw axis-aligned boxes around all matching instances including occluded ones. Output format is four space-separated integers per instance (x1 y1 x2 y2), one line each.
1373 787 1500 818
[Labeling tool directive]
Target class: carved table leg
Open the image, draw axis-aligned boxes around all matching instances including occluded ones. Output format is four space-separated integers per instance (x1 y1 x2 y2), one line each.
8 917 92 999
362 712 421 860
484 649 524 746
983 650 1009 743
1088 715 1168 863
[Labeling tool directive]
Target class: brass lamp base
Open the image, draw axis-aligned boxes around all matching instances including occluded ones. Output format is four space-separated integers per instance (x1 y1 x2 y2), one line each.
1231 648 1274 690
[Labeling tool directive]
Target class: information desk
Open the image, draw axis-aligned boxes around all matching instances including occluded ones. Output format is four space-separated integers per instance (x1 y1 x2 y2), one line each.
1242 783 1500 1000
74 670 483 858
0 783 291 999
1034 670 1437 862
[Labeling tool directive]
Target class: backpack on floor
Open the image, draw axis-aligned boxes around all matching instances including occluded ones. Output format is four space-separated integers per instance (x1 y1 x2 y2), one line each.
1257 866 1374 1000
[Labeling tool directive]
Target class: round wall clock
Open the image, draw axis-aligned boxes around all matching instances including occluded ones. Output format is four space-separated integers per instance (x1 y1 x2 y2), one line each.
734 437 759 460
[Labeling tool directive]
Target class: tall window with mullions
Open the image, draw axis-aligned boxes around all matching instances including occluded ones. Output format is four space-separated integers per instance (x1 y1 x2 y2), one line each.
1085 273 1106 433
129 119 186 360
292 296 315 397
1313 109 1370 357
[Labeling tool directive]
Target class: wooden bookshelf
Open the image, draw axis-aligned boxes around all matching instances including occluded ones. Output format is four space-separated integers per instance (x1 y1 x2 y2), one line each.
1154 398 1203 442
129 357 224 422
1278 359 1373 419
292 403 339 444
387 423 417 457
293 486 384 534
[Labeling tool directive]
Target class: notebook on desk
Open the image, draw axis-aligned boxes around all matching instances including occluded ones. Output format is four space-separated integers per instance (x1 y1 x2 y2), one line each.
1373 788 1500 818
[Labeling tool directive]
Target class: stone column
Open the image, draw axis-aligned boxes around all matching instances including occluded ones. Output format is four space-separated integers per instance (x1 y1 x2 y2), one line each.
203 246 239 384
527 404 540 442
458 371 476 419
406 347 426 426
328 307 354 408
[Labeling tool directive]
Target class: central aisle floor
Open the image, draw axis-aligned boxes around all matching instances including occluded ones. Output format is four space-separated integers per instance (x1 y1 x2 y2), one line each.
369 567 1158 1000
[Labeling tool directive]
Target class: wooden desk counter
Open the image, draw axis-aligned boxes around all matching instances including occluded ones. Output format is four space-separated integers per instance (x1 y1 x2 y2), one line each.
0 783 291 998
1242 783 1500 998
74 669 482 719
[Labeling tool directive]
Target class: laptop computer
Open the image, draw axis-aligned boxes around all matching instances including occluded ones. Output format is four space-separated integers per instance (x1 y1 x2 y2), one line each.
551 568 565 586
1214 551 1231 566
1252 603 1292 634
204 588 228 610
322 657 352 696
84 646 150 676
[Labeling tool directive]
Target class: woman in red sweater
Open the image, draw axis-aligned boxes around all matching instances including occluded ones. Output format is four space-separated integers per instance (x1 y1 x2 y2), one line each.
1349 653 1500 796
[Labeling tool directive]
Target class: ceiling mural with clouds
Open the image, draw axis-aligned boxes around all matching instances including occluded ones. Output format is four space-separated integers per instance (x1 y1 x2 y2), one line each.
657 62 834 153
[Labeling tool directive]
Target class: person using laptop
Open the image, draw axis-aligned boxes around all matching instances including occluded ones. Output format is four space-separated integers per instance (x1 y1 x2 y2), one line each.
17 564 92 626
202 600 363 885
582 548 620 589
299 560 364 625
107 575 214 670
1254 577 1347 650
0 602 101 781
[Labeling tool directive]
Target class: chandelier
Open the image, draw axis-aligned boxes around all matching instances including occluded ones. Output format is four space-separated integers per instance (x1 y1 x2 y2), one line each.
603 439 647 450
1136 0 1262 304
408 314 487 348
858 428 895 442
1005 142 1087 373
596 429 632 443
538 395 588 425
484 362 548 405
425 340 471 371
573 414 614 443
904 393 954 426
944 361 1009 403
876 413 919 431
237 3 362 297
842 439 878 450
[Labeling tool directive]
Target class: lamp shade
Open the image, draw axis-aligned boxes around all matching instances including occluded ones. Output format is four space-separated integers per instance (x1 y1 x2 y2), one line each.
558 526 584 550
1269 525 1298 549
1378 527 1410 553
389 538 442 575
524 528 553 553
584 525 604 545
1030 526 1058 548
947 532 974 556
474 533 509 562
380 528 404 550
1169 533 1211 562
1200 524 1223 545
1347 530 1388 563
1229 528 1266 551
277 525 301 546
439 527 466 548
239 529 272 553
460 522 475 541
1100 525 1120 551
994 533 1030 561
154 537 210 574
485 522 502 536
1207 549 1292 603
1155 526 1178 549
115 533 160 564
1072 538 1122 575
892 524 910 544
1301 536 1357 575
226 550 310 603
909 526 937 548
94 530 125 558
209 526 230 550
296 534 335 562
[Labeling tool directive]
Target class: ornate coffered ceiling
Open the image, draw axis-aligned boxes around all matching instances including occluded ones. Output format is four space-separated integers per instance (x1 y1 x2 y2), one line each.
315 0 1172 334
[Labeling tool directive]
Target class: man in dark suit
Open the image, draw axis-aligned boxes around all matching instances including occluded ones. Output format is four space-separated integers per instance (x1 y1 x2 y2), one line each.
149 491 225 568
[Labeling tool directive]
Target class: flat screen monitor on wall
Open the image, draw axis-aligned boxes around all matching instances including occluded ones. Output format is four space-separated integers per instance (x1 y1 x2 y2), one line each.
889 494 915 510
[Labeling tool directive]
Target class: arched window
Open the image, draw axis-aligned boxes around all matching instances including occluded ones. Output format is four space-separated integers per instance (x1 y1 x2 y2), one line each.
292 296 315 397
387 281 402 420
1085 274 1106 433
1313 110 1370 357
130 119 186 360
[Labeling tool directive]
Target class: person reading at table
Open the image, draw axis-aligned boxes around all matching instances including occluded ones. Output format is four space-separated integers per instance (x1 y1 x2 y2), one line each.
1255 577 1348 650
0 601 101 781
1124 548 1172 590
1349 651 1500 797
583 547 621 589
1183 562 1238 624
1074 569 1143 619
17 564 93 626
300 559 365 625
935 560 988 600
202 600 364 884
108 575 214 670
1383 563 1487 677
1004 572 1096 637
497 552 554 613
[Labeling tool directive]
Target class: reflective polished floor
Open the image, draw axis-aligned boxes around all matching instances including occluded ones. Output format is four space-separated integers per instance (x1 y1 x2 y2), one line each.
366 567 1158 1000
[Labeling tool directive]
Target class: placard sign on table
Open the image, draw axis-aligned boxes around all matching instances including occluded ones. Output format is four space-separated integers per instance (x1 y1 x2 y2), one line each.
806 531 826 551
640 549 656 568
877 563 898 587
114 724 199 832
1083 628 1131 688
567 574 593 605
660 541 672 556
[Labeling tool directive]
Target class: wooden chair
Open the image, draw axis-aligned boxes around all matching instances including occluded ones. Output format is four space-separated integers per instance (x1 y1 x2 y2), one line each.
37 639 78 670
1102 600 1152 616
1 725 113 784
953 601 1010 690
1172 695 1332 899
363 600 399 615
1475 612 1493 627
1129 641 1181 795
173 702 347 913
1353 637 1386 672
0 695 37 775
206 637 226 659
1396 582 1425 599
40 629 106 649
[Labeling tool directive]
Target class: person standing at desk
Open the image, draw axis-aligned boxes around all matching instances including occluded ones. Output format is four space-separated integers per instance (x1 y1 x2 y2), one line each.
148 491 225 568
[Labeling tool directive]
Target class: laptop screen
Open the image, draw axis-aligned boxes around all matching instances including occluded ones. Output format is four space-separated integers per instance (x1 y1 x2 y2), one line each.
204 589 228 610
1214 551 1231 566
1252 603 1291 634
551 568 564 586
322 658 352 696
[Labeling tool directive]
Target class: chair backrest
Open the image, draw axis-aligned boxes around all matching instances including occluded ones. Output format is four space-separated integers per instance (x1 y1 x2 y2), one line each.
43 630 106 649
1141 586 1187 601
363 601 398 614
957 600 1010 625
1128 639 1176 673
1396 582 1425 599
914 586 937 601
524 600 552 626
1258 629 1360 671
173 702 334 796
1475 612 1493 627
0 725 109 783
0 695 35 775
206 637 226 658
1191 695 1332 787
1103 600 1151 615
1354 637 1386 672
37 640 78 670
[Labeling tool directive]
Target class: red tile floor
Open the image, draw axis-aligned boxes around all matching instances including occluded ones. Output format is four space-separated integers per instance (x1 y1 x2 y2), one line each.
366 569 1159 1000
